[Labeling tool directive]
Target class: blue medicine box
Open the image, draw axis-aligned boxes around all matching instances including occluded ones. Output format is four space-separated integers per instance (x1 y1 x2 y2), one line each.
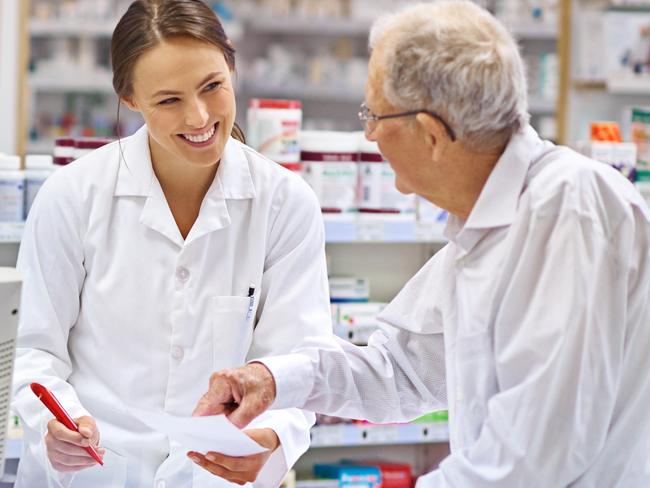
314 463 381 488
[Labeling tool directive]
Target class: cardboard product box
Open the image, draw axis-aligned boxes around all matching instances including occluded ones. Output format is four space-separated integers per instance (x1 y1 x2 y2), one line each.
313 463 381 488
345 461 414 488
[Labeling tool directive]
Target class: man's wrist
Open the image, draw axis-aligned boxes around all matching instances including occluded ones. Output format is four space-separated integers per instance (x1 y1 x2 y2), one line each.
246 361 277 405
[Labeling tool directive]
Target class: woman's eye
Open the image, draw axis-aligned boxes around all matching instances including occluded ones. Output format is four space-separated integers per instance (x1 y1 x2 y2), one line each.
204 81 222 92
159 97 178 106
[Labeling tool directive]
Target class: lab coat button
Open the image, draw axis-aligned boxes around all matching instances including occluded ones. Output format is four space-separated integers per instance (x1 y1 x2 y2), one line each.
176 267 190 283
171 346 184 360
156 481 166 488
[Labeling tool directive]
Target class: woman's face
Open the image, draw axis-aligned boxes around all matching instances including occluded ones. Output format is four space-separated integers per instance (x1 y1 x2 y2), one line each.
123 36 236 169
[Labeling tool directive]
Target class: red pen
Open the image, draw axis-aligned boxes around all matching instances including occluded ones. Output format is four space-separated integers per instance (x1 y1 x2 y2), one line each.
30 382 104 466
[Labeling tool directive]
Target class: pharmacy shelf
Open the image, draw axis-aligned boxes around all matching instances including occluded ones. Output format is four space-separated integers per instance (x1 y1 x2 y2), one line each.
323 215 447 243
529 98 556 114
245 16 372 36
0 223 24 244
606 4 650 13
5 439 22 460
1 423 448 463
606 74 650 95
29 19 117 36
309 422 449 447
0 219 445 245
26 139 55 154
242 83 556 113
29 19 243 41
28 73 115 93
241 81 364 103
509 23 558 41
0 473 17 484
246 16 556 40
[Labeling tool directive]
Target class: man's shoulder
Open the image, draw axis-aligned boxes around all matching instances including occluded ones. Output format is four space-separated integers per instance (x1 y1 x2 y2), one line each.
524 147 646 225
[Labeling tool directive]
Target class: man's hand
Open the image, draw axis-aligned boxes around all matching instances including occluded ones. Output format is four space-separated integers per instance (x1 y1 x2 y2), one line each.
192 362 277 428
45 415 104 472
187 428 280 484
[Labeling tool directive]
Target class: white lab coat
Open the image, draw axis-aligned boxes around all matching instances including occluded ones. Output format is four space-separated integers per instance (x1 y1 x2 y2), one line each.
12 125 333 488
263 126 650 486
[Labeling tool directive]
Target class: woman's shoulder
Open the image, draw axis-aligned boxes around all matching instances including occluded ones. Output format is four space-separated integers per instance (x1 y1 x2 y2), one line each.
51 139 122 185
36 138 127 213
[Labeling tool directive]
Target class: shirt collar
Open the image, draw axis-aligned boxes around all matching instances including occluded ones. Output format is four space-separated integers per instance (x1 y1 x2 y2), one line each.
114 125 153 197
445 125 547 251
114 125 256 200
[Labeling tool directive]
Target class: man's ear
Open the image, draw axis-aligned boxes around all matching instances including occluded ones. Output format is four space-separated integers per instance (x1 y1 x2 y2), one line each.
416 112 451 160
121 96 139 112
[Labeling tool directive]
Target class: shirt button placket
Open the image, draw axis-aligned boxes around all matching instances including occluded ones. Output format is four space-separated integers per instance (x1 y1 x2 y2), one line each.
176 266 190 284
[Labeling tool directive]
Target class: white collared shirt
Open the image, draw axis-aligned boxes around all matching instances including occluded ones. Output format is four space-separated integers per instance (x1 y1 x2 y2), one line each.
263 126 650 487
12 125 332 487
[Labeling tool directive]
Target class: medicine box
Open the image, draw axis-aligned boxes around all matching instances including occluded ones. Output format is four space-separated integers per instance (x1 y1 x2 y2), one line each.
313 463 381 488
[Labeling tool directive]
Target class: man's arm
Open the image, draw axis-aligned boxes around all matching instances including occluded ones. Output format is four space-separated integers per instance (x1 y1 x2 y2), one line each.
195 250 450 427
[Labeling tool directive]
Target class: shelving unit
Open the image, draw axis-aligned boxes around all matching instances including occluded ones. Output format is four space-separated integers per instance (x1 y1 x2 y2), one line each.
28 73 114 93
0 218 446 246
566 0 650 143
4 440 21 462
0 224 24 245
310 422 449 448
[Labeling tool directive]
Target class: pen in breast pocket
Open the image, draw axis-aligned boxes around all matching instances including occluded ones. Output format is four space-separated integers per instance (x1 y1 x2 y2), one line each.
246 284 255 320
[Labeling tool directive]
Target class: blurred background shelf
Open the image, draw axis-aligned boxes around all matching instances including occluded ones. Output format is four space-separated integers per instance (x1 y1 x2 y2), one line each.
29 19 117 37
0 224 25 245
4 440 21 461
323 215 447 244
29 19 243 41
28 74 114 93
240 81 364 103
310 422 449 448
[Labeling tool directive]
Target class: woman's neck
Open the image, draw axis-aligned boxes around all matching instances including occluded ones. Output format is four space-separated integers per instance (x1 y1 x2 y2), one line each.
149 140 219 238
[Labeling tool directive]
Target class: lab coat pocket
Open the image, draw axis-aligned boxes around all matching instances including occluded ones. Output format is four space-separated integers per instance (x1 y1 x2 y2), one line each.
453 330 497 446
211 296 256 370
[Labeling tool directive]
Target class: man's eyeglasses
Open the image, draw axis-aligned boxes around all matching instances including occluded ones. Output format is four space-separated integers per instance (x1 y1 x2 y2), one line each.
358 102 457 141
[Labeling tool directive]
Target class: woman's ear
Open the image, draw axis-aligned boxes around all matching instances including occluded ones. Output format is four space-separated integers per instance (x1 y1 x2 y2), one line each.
121 96 139 113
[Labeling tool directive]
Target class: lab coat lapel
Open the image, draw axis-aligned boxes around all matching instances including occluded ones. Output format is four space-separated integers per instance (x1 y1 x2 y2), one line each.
114 130 255 247
140 178 185 248
184 137 256 245
113 125 185 247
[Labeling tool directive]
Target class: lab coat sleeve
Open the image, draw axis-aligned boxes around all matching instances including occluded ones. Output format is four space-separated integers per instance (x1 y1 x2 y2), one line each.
12 171 90 456
258 248 448 423
423 204 634 486
245 174 332 487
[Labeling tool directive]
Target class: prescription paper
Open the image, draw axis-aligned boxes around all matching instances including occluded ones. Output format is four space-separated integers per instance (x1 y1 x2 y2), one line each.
129 408 267 456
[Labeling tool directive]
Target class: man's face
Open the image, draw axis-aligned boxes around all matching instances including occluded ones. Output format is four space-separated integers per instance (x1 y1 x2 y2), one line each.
364 47 432 196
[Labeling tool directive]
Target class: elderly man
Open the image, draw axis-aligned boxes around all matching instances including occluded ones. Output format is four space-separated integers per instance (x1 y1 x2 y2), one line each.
193 1 650 485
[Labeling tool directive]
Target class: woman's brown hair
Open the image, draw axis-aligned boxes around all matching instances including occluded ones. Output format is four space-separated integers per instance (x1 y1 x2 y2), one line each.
111 0 245 143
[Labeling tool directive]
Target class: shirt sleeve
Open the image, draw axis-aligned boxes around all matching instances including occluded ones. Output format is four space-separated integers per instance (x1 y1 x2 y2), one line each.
258 250 449 423
423 203 633 486
245 174 332 486
12 171 90 451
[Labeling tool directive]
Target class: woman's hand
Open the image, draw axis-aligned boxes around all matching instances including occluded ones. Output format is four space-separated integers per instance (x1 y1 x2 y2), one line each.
187 428 280 485
45 415 105 472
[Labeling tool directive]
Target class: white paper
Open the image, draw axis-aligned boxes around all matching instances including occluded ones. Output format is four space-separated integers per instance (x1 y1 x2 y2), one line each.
129 408 267 456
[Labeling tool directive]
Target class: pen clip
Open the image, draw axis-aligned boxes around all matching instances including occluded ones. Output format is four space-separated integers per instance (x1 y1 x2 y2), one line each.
246 284 255 320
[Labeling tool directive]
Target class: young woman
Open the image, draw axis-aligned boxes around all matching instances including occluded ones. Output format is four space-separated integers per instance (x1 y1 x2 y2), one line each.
11 1 331 486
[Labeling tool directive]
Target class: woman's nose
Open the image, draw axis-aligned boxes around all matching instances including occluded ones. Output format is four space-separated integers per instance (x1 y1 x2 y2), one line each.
185 98 209 129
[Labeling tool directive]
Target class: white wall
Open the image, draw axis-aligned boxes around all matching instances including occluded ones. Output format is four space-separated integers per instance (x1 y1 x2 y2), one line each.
0 0 20 155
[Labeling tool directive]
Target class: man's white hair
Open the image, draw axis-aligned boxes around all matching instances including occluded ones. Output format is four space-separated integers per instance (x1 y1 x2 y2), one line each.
369 0 529 150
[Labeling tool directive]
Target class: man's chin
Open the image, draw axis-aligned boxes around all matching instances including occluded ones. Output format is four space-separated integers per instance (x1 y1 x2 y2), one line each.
394 178 414 195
